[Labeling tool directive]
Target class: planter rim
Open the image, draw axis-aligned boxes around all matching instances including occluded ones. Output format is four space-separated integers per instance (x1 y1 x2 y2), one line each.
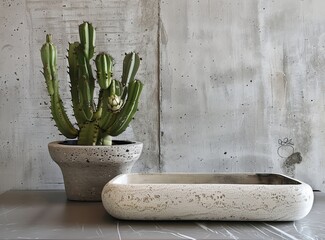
48 140 143 149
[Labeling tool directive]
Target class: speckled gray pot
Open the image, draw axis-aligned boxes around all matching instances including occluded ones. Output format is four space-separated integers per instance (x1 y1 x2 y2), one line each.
48 140 143 201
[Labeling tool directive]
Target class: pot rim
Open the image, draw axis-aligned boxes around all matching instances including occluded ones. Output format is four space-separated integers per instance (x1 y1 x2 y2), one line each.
48 140 143 149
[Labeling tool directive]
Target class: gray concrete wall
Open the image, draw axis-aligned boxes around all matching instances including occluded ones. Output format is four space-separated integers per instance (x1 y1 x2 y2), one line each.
0 0 159 192
0 0 324 193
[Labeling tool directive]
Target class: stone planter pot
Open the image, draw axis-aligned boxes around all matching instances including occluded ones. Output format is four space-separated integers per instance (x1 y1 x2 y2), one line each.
48 140 143 201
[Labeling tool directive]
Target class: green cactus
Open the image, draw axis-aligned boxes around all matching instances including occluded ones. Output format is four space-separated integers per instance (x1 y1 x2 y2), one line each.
40 22 143 145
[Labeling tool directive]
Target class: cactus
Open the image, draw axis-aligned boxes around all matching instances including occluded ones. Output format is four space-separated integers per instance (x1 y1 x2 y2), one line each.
40 22 143 145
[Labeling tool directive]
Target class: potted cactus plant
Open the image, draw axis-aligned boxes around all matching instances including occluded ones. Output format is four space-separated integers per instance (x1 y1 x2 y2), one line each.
40 22 143 201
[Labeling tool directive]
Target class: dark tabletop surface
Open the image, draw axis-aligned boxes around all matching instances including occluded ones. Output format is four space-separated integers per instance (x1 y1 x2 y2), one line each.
0 190 324 239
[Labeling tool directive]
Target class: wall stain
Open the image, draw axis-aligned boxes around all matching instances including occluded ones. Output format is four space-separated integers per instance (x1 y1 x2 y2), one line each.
282 152 302 177
1 44 14 52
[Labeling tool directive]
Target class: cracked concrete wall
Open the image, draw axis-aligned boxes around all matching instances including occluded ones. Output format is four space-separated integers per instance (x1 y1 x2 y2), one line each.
0 0 325 193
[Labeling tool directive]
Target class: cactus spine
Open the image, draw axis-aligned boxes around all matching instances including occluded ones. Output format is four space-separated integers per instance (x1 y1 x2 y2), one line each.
40 22 143 145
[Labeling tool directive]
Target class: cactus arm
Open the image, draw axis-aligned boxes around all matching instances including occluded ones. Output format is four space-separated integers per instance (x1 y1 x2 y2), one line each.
100 52 142 137
100 111 116 132
79 22 96 101
98 88 117 130
79 22 95 60
76 48 94 121
88 25 95 59
121 52 140 86
80 75 93 118
95 53 113 90
41 35 56 95
106 79 143 136
120 52 140 109
68 42 89 125
41 34 78 139
51 93 79 139
77 121 99 145
114 80 123 96
93 89 103 120
86 60 95 102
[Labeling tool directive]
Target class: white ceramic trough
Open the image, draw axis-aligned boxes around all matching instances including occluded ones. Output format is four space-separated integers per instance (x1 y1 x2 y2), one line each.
101 173 314 221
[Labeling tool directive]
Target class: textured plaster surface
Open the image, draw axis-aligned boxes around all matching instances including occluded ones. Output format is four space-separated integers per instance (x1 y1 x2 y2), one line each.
159 0 325 191
0 0 325 193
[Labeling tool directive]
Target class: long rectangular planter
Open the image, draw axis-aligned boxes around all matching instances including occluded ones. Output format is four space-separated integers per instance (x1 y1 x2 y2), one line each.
101 173 314 221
